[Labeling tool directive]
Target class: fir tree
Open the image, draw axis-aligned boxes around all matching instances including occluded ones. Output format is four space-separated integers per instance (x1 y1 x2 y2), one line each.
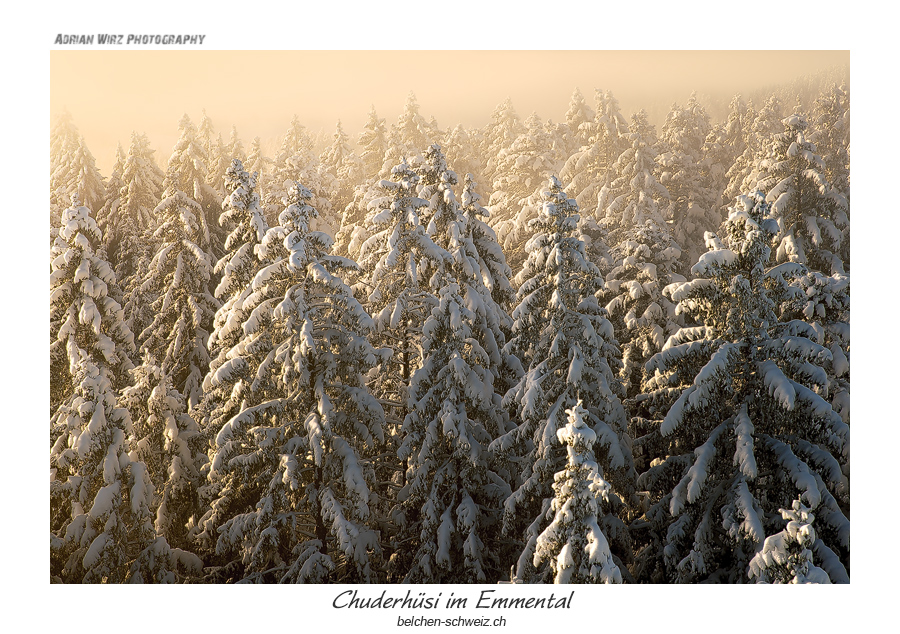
246 137 271 193
167 114 220 255
134 172 220 408
753 114 848 274
199 183 385 583
562 88 596 154
319 119 363 220
266 116 333 235
50 112 106 220
560 89 629 214
533 401 623 584
725 95 783 207
489 114 563 268
394 281 511 582
228 125 247 165
358 106 389 179
393 92 433 158
602 221 684 400
630 192 849 583
208 159 269 359
747 499 836 584
50 195 134 417
601 110 670 246
657 94 718 268
121 355 203 550
110 132 166 293
491 177 635 583
50 197 197 583
355 160 450 409
96 142 126 244
481 97 525 189
441 124 483 195
53 135 107 221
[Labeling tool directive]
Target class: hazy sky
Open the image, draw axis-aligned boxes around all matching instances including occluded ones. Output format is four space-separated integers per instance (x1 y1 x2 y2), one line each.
50 50 848 174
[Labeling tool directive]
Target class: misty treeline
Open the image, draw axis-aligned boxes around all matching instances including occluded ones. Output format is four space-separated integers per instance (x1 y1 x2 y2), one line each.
50 68 850 584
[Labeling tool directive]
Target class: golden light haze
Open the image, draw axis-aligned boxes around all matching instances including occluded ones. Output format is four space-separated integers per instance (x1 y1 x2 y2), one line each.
50 50 848 174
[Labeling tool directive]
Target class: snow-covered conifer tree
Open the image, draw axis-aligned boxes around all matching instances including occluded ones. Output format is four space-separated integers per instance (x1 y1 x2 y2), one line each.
747 499 835 584
441 124 483 194
630 192 849 583
121 355 202 550
753 114 848 274
198 183 385 583
96 143 126 243
355 160 450 407
50 111 81 179
108 132 166 291
358 106 389 180
50 197 199 583
208 132 231 200
810 85 850 202
393 92 433 158
196 160 270 434
489 114 563 267
532 401 623 584
418 145 519 395
319 120 363 219
777 268 850 428
459 173 517 312
245 136 271 191
53 135 107 221
265 116 333 234
560 89 629 213
602 221 683 399
50 195 134 416
228 125 247 165
134 172 220 408
657 94 719 267
725 95 783 207
481 98 525 188
394 280 511 582
809 84 850 269
207 159 269 360
562 88 596 154
167 114 220 255
601 111 670 246
490 177 635 582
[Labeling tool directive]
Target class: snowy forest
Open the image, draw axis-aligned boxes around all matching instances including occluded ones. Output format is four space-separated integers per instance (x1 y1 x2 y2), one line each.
49 66 850 584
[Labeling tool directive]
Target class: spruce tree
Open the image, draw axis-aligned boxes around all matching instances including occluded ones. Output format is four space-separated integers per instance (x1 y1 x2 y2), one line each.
96 142 126 245
358 106 389 180
50 195 134 416
198 183 385 583
50 197 197 583
657 94 718 268
110 132 166 294
532 401 623 584
560 89 629 214
602 221 684 400
491 177 635 583
754 114 848 274
167 114 220 256
393 92 433 158
355 160 450 409
134 172 220 408
394 280 511 582
265 115 332 234
319 119 363 221
121 355 203 551
747 498 836 584
631 192 849 583
562 88 596 154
